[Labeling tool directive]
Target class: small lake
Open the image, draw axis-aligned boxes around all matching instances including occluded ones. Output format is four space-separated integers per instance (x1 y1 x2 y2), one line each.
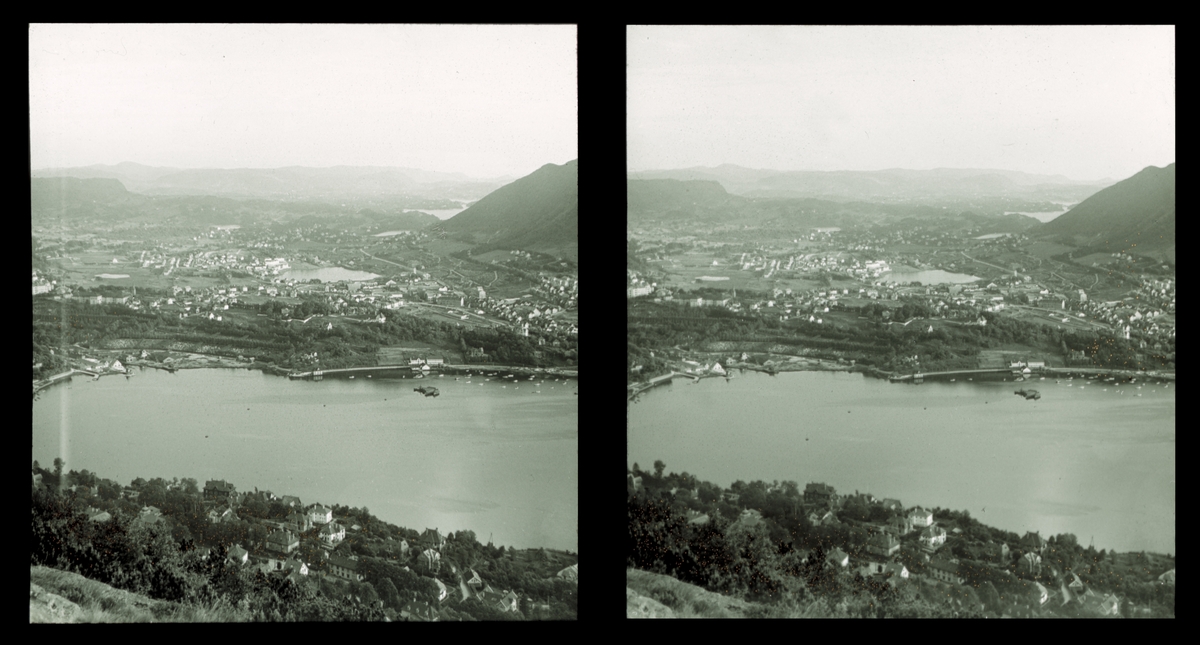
95 274 130 279
212 225 242 231
974 233 1011 240
374 231 411 237
281 267 382 283
880 269 980 285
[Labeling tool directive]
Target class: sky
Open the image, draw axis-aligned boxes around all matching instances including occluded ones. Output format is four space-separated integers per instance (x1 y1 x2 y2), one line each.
30 24 576 179
628 26 1175 182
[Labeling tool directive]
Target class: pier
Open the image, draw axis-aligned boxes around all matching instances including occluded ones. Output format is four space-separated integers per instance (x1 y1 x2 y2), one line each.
889 368 1021 383
628 371 703 401
32 369 101 396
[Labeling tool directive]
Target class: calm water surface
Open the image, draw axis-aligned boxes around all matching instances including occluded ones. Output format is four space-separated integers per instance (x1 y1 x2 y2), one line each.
629 371 1174 554
281 267 382 282
881 269 981 284
34 368 577 551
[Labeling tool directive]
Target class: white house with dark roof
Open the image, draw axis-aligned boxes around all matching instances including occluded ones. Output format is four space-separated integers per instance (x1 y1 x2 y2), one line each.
308 505 333 525
319 522 345 545
908 507 934 528
919 525 948 550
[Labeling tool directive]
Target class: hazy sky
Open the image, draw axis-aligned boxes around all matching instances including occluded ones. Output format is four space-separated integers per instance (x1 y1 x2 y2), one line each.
30 24 576 178
628 26 1174 181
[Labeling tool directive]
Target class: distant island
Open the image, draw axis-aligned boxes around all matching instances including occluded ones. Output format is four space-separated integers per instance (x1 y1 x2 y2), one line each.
627 462 1173 618
31 462 577 622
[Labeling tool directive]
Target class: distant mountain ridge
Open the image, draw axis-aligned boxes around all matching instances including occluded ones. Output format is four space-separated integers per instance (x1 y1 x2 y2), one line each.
629 165 1109 202
1036 163 1175 261
31 163 509 203
440 159 577 260
627 177 1041 235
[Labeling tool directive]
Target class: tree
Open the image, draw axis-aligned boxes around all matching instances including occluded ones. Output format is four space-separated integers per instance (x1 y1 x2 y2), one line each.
53 457 64 478
654 460 665 479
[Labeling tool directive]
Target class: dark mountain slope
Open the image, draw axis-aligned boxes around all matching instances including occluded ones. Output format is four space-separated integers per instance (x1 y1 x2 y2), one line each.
439 159 577 258
1036 163 1175 261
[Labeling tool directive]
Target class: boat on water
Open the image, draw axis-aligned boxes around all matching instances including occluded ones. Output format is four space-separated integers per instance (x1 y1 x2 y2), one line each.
413 386 439 397
1014 389 1041 400
349 375 354 379
950 378 955 382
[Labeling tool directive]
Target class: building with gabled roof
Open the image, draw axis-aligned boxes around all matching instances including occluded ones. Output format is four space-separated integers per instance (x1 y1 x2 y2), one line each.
868 532 901 557
228 544 249 566
919 525 948 550
328 553 362 582
418 548 441 574
827 548 850 568
1020 531 1047 555
266 529 299 554
420 527 446 548
804 482 839 508
319 522 345 545
908 507 934 528
204 479 237 501
927 556 964 585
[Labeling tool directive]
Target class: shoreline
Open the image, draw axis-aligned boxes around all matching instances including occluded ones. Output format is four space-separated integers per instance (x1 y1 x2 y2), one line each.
36 354 577 397
630 356 1173 402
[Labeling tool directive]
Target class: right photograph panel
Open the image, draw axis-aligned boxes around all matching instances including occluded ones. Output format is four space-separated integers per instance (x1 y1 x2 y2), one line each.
626 25 1175 619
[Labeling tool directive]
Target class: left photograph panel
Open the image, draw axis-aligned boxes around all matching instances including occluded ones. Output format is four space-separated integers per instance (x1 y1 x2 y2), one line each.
31 23 577 622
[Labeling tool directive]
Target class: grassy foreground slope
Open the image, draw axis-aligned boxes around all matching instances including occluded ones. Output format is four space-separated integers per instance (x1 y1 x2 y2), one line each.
31 566 249 623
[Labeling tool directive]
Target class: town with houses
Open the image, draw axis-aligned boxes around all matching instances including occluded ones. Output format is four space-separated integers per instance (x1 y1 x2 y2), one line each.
32 218 579 382
627 226 1175 382
37 472 577 622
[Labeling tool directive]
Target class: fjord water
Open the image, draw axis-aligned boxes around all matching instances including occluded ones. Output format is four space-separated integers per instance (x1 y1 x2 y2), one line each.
629 371 1174 554
33 368 578 551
